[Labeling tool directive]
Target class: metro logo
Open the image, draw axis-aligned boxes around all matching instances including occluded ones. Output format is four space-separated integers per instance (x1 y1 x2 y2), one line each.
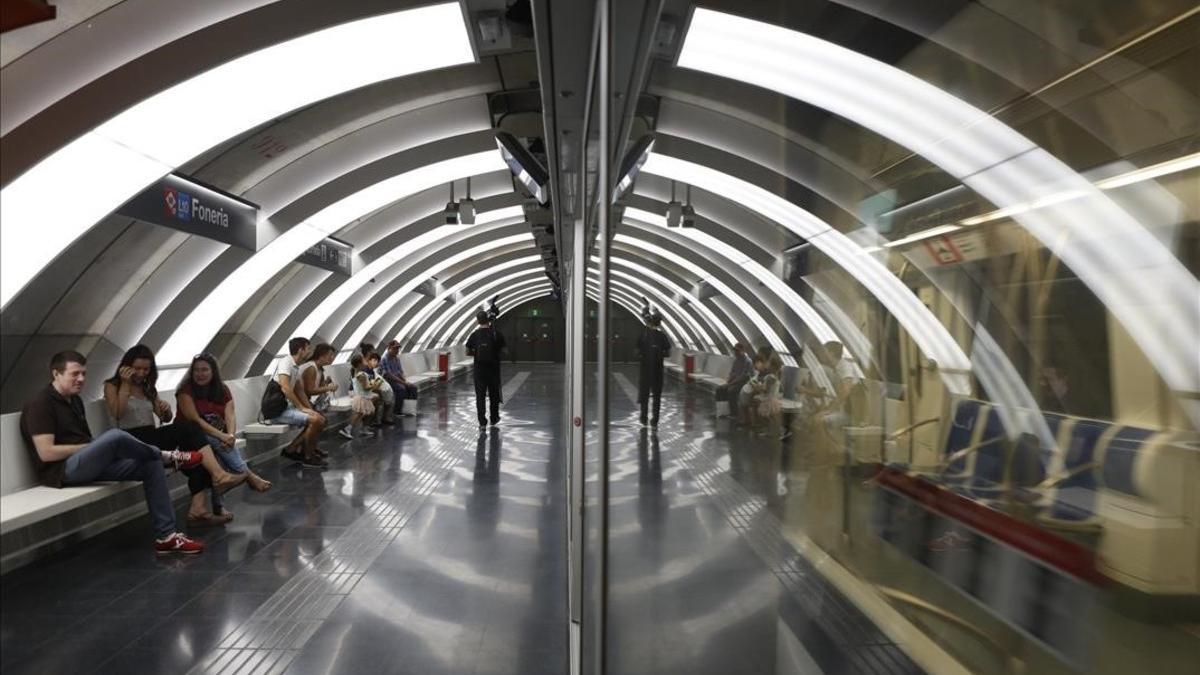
163 187 192 221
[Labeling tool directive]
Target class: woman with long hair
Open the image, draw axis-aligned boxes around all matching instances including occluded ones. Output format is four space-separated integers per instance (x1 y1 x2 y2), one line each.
103 345 246 525
177 353 272 494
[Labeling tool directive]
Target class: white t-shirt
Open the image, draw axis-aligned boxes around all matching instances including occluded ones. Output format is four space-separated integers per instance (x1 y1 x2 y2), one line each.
835 357 863 384
273 356 301 407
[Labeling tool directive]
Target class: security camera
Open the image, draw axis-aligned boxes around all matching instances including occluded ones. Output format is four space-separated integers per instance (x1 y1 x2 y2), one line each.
444 201 460 224
665 200 682 227
680 204 695 228
458 197 476 225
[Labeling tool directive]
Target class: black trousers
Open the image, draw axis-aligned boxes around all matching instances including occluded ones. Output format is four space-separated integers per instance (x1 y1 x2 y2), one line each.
474 368 502 424
638 372 663 424
125 422 213 500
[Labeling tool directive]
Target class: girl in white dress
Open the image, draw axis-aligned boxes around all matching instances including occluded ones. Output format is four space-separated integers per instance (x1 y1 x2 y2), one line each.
339 354 377 439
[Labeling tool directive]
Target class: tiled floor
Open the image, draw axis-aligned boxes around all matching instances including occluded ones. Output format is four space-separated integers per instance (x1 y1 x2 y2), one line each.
0 366 567 675
1 363 912 675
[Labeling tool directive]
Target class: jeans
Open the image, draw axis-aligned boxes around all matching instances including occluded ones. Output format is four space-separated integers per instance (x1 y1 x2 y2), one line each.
385 377 418 400
125 423 218 512
269 407 310 427
63 428 176 539
205 434 249 473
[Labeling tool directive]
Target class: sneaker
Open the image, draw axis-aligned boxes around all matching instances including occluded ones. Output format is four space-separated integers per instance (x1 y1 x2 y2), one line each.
338 427 354 440
163 450 203 471
155 532 204 554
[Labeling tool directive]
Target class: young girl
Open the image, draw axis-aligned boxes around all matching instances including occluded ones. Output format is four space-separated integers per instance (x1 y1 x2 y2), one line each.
738 357 766 427
340 354 377 439
754 354 784 434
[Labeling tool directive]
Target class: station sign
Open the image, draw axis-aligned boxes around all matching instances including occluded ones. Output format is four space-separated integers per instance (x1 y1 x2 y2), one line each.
297 237 353 277
116 173 257 250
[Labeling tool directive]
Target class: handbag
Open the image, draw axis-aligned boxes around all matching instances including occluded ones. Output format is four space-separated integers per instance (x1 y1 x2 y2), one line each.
261 379 287 421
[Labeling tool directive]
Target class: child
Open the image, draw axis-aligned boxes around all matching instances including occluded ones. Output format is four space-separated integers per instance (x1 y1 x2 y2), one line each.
340 354 377 439
364 352 395 425
754 354 783 434
738 357 766 427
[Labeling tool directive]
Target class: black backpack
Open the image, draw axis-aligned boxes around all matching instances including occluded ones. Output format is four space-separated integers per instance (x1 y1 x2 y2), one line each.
473 328 499 365
261 379 287 420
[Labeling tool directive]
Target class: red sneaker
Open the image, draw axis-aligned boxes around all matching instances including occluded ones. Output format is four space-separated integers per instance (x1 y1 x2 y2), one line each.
155 532 204 554
163 450 204 471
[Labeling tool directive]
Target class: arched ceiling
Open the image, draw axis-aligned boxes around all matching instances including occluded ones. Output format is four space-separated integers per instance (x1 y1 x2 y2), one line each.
1 0 1196 425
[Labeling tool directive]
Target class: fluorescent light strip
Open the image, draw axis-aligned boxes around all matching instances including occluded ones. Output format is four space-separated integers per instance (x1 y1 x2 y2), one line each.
337 234 533 360
284 206 524 354
439 280 550 348
619 219 830 359
642 155 967 391
612 233 788 354
448 284 552 345
680 7 1199 404
0 3 474 309
588 281 684 346
160 151 507 364
414 266 546 347
882 224 962 248
588 258 713 349
602 248 738 346
407 257 542 347
624 208 842 347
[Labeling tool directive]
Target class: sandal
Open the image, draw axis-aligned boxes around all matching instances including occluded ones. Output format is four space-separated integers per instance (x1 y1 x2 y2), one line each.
187 511 233 527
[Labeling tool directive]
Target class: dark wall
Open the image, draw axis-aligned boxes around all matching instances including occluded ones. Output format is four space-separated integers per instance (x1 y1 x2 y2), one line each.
492 296 643 363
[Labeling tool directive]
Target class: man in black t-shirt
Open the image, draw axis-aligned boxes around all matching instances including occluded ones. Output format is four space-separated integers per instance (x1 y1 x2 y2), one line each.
466 311 507 428
20 350 205 554
637 312 672 427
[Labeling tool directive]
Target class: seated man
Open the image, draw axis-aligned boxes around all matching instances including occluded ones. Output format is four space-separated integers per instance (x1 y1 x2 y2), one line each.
271 337 327 468
378 340 418 413
20 350 205 554
716 342 753 417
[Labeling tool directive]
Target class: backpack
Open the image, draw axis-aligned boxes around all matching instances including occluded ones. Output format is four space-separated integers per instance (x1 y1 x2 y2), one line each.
261 379 287 420
473 328 499 365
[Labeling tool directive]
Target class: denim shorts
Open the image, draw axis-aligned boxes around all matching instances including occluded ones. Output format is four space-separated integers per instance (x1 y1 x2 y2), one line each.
269 407 310 428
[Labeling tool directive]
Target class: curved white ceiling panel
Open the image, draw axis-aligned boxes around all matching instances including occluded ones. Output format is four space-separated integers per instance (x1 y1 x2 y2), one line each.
643 154 967 391
680 7 1199 404
338 234 535 359
0 2 474 308
159 150 507 365
286 207 526 356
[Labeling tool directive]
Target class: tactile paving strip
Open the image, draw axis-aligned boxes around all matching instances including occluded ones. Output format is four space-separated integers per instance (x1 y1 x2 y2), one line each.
188 373 531 675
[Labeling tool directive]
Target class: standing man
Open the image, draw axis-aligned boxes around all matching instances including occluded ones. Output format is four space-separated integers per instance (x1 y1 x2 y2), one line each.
378 340 418 416
466 310 506 428
637 311 672 427
716 343 753 418
21 351 205 554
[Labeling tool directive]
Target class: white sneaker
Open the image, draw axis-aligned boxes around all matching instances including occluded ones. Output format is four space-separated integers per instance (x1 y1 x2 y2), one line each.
338 427 354 440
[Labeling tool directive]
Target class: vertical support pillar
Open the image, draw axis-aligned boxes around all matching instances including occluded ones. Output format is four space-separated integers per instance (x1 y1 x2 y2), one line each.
594 0 612 672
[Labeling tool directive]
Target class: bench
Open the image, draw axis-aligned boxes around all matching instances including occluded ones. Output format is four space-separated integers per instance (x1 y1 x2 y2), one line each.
0 372 358 573
885 398 1200 597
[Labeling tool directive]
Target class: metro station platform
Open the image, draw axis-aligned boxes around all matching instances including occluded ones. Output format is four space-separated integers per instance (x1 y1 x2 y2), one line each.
0 364 921 675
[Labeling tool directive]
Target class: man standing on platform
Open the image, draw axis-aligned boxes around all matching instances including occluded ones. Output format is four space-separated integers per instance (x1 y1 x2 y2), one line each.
637 311 672 427
466 310 506 428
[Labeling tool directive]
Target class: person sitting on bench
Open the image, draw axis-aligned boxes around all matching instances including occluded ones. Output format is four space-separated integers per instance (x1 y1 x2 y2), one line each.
20 350 205 554
716 343 753 417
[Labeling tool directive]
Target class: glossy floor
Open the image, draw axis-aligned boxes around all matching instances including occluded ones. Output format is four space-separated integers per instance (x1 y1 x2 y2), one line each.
0 367 567 675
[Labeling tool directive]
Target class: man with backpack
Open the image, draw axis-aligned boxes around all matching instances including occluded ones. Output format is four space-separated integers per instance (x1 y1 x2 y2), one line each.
466 310 507 428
